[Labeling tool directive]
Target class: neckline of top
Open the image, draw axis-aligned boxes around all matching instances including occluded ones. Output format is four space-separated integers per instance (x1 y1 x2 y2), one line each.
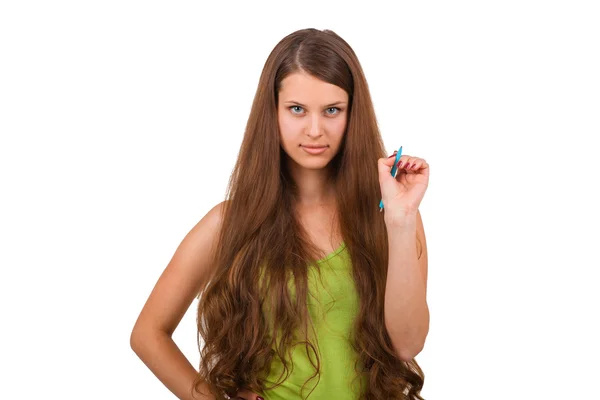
316 241 346 263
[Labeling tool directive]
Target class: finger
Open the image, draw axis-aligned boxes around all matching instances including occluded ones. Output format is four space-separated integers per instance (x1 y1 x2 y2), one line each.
378 155 400 179
397 155 412 170
392 156 407 178
405 157 424 171
409 158 422 171
381 153 399 168
413 158 428 170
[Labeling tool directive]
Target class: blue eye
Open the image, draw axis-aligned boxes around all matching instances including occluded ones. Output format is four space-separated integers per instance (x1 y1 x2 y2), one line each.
288 106 341 115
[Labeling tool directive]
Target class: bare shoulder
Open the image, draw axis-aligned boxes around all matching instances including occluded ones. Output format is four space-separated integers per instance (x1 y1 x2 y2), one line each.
130 201 227 338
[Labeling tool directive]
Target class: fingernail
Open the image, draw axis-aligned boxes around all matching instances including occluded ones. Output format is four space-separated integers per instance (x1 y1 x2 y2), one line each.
257 397 264 400
398 161 403 168
388 151 397 158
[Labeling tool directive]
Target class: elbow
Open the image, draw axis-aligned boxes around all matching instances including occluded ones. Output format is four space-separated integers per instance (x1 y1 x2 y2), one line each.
397 340 425 362
388 324 427 362
130 327 143 354
399 324 429 361
387 332 426 362
388 325 429 362
130 323 171 354
129 323 154 354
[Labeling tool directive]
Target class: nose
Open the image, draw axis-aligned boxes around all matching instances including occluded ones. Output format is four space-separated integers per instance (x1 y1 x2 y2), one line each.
306 113 323 138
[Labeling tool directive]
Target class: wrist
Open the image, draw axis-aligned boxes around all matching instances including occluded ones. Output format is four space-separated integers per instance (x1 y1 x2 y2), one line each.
384 211 418 228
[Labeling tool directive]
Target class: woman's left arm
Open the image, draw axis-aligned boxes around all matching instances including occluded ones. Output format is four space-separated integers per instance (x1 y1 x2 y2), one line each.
377 152 430 361
383 209 429 362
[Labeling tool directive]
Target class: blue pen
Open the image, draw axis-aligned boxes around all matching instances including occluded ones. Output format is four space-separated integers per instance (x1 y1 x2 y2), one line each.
379 145 403 212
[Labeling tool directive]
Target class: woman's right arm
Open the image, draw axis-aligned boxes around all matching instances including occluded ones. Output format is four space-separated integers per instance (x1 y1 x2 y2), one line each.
130 201 226 400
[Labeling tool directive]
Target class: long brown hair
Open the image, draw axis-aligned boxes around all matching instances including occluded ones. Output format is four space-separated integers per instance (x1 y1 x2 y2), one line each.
192 28 425 400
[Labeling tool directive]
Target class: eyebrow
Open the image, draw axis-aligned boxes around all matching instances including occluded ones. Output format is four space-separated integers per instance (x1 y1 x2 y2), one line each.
283 100 347 108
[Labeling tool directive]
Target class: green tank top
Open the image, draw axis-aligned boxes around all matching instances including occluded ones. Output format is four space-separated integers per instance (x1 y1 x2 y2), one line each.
261 242 368 399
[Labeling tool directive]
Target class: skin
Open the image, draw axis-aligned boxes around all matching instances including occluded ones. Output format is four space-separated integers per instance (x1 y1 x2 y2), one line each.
239 73 430 397
129 70 427 400
378 154 430 361
278 71 349 208
237 71 349 400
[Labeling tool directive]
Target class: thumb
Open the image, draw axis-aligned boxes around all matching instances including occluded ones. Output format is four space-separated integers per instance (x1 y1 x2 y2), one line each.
378 152 398 180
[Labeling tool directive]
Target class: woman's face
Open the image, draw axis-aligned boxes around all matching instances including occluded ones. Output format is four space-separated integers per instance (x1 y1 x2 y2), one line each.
277 72 349 170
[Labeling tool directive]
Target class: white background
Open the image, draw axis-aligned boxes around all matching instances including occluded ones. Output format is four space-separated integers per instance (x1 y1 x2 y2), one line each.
1 1 599 399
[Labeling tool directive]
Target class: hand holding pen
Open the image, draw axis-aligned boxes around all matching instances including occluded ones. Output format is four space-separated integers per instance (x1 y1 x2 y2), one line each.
377 145 430 219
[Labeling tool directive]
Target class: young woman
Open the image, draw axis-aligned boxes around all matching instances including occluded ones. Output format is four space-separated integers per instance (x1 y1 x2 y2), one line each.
131 28 430 400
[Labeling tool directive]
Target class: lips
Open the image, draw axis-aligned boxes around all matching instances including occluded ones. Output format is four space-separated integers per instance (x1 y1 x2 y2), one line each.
301 145 328 148
301 146 328 155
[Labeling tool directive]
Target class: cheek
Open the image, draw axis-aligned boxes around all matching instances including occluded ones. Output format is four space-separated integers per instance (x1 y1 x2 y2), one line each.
327 118 347 140
333 118 346 132
278 113 301 139
277 114 293 150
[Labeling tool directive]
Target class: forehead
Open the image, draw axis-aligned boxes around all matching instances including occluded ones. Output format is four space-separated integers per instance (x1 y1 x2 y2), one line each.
279 72 348 104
